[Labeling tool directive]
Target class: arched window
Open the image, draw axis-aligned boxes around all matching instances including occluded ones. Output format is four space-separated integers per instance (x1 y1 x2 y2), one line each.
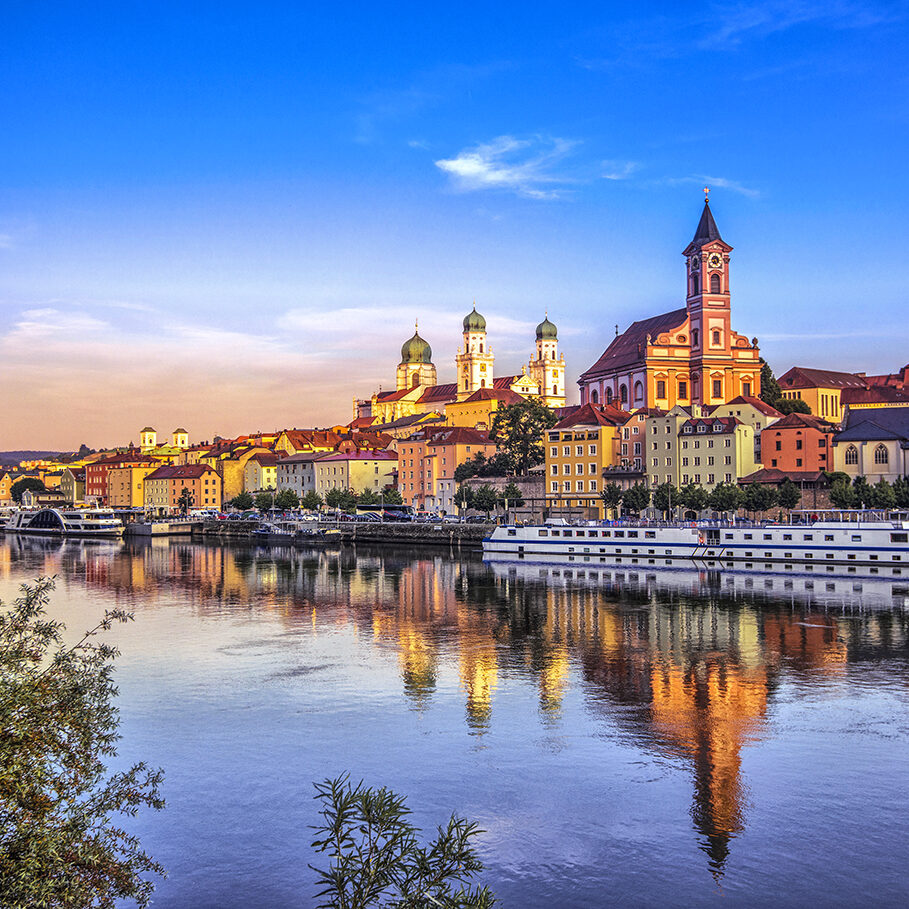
479 343 484 353
710 273 721 293
481 379 486 388
552 384 557 395
845 445 858 465
691 273 700 295
874 444 889 465
712 330 721 346
620 384 628 404
634 381 643 403
606 387 613 404
692 329 699 347
591 389 599 404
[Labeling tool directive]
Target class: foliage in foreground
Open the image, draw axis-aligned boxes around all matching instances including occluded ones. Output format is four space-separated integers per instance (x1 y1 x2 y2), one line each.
310 775 496 908
0 579 165 908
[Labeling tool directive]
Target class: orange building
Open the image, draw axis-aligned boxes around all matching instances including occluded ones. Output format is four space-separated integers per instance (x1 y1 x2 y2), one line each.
84 452 157 504
143 464 222 513
761 411 835 472
579 197 761 410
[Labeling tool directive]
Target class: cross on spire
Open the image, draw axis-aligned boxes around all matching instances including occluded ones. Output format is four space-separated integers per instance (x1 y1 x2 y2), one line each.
704 185 710 203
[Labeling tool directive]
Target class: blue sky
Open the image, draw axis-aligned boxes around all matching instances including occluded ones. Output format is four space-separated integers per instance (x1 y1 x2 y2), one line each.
1 1 908 448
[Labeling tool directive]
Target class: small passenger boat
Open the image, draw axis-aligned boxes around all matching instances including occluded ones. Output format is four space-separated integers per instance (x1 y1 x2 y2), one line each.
4 508 125 538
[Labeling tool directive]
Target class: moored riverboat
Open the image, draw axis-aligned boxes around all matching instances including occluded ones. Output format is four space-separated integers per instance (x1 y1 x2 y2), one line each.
483 510 909 571
3 508 125 537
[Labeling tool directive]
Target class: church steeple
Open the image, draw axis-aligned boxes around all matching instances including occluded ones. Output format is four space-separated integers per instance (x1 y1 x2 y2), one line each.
690 197 723 248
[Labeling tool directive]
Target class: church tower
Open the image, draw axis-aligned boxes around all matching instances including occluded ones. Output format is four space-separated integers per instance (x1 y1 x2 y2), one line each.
396 323 437 391
456 304 495 401
527 314 566 407
683 192 734 405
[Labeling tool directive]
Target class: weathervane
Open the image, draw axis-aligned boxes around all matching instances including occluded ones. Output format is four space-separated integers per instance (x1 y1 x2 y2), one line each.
704 186 710 203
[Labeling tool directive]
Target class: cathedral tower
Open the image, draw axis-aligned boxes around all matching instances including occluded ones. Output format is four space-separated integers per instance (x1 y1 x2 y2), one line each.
455 304 495 401
527 314 566 407
396 323 437 391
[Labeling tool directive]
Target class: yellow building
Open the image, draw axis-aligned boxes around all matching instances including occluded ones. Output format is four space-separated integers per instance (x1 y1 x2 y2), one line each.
314 450 398 498
108 464 159 508
545 403 630 518
444 387 526 430
243 452 279 492
777 367 867 422
0 472 13 504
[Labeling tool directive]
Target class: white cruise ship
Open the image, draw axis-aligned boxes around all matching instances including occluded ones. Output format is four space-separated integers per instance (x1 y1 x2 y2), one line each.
4 508 125 538
483 510 909 573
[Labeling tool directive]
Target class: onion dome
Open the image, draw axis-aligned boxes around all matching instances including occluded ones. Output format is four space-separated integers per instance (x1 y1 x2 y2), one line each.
463 304 486 332
536 315 557 340
400 327 432 364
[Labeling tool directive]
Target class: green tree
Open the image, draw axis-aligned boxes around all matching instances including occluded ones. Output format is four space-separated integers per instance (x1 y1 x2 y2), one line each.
254 490 274 512
759 359 782 406
176 486 195 515
600 482 623 516
473 485 498 516
454 484 474 512
852 476 874 509
0 579 165 906
777 478 802 510
231 491 254 511
383 488 403 506
775 398 812 415
679 483 709 514
489 399 558 476
892 476 909 508
310 775 495 909
743 484 778 517
829 478 855 509
871 478 896 509
500 482 525 509
621 483 651 515
301 490 323 511
275 488 300 510
10 477 45 503
708 482 744 514
357 488 381 506
651 482 678 518
454 453 486 483
325 488 357 512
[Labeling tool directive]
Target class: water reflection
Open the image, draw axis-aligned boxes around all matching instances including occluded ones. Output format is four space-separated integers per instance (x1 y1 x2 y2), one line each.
2 535 908 884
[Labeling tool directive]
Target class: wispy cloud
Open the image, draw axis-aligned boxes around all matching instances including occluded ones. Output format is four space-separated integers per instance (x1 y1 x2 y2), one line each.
435 135 579 199
601 160 640 181
663 173 761 199
0 233 13 250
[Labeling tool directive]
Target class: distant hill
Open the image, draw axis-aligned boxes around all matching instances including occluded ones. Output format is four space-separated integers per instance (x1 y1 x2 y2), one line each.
0 451 64 466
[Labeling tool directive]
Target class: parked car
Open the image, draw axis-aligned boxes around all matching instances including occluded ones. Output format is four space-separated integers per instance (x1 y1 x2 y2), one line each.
465 515 490 524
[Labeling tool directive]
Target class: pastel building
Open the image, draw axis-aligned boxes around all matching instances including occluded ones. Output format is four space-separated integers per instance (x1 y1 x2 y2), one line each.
579 198 761 411
144 464 223 513
832 407 909 482
108 464 160 508
760 412 835 473
59 467 86 505
276 452 330 499
314 451 398 499
777 368 866 422
243 452 279 492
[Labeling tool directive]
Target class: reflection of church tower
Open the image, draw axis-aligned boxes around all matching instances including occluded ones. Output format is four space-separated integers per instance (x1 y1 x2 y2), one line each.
527 314 566 407
396 323 437 391
455 305 494 401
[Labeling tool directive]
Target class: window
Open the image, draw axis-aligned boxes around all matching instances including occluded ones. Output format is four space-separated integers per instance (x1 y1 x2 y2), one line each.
710 274 721 293
634 381 643 403
692 329 699 346
656 380 666 398
550 447 557 457
563 446 570 457
620 384 628 403
589 444 597 455
796 438 803 450
678 380 688 399
712 329 721 345
576 445 584 456
874 444 889 465
576 481 584 492
589 463 597 475
551 465 558 475
776 440 782 451
590 480 598 492
742 382 751 397
712 379 722 398
591 389 599 404
845 445 858 465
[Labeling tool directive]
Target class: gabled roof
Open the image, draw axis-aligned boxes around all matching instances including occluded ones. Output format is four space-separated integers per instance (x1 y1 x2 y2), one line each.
280 451 333 464
580 308 688 379
463 387 524 405
739 468 826 485
719 395 783 417
248 453 278 467
689 200 723 248
779 367 867 390
841 386 909 406
370 413 446 432
318 450 398 462
834 407 909 443
680 416 742 435
146 464 218 480
427 427 492 447
763 411 834 433
554 402 630 429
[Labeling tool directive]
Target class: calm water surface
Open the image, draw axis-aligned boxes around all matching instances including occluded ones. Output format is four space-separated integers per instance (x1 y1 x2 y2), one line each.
2 536 909 907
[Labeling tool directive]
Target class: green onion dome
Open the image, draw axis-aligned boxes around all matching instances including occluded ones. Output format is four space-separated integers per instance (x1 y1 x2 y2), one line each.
536 315 558 340
463 304 486 332
401 329 432 364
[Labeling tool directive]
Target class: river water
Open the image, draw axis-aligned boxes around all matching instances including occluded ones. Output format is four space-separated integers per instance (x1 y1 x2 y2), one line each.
2 535 908 908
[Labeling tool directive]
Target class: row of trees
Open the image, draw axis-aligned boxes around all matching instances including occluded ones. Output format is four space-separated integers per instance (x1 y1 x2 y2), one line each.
454 482 525 515
828 474 909 509
227 487 404 514
599 479 803 518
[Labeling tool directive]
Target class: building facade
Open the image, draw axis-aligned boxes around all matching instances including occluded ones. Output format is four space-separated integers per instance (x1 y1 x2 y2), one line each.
760 412 835 473
144 464 223 513
777 367 866 422
832 407 909 483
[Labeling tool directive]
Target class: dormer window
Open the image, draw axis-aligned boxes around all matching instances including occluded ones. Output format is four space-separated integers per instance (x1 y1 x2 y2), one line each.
683 425 693 434
697 424 706 433
713 423 723 432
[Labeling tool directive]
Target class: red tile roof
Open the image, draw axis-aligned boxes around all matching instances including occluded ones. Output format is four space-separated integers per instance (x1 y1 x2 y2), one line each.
580 308 688 379
554 402 630 429
778 367 867 390
841 386 909 406
720 395 783 417
427 427 492 447
417 383 458 403
763 411 834 432
463 387 524 404
146 464 218 480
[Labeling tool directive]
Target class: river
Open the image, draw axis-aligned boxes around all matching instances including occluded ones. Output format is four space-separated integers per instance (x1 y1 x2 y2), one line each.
2 535 908 907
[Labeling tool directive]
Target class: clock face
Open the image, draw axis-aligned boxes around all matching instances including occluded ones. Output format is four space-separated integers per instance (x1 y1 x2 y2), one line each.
707 252 723 268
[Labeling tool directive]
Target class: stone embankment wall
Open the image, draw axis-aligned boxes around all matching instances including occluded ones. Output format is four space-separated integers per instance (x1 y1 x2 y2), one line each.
338 522 492 548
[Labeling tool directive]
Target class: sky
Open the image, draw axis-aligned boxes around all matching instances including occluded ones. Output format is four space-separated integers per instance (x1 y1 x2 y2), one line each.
1 1 908 450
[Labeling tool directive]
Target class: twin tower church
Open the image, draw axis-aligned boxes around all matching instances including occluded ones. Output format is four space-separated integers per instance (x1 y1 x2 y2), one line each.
360 196 761 425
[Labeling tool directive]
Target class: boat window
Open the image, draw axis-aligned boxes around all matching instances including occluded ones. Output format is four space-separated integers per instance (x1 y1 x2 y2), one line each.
550 530 560 536
645 532 656 539
538 530 549 537
588 531 598 538
725 533 733 540
783 534 792 540
602 531 611 537
614 531 625 538
764 533 772 540
892 532 908 543
851 535 861 542
563 530 572 537
507 529 517 536
825 534 834 541
744 533 752 540
628 531 639 538
803 534 813 541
